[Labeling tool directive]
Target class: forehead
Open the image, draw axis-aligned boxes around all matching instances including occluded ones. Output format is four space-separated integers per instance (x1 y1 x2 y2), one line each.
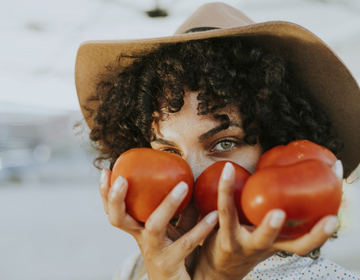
153 91 241 136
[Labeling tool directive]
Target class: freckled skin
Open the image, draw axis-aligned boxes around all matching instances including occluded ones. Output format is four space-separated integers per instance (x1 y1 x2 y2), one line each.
150 90 263 180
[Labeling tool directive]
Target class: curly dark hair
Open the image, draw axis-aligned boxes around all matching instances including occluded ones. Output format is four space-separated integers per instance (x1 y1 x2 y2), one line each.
84 36 343 259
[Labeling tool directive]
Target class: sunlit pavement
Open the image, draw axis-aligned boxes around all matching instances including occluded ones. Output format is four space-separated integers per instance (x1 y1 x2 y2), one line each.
1 0 360 279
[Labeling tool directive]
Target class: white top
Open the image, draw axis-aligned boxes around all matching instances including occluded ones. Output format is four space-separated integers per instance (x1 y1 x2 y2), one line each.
113 252 359 280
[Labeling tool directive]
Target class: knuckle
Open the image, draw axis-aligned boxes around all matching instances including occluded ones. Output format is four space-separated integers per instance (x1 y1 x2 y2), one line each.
108 215 121 228
108 192 118 204
219 241 235 254
219 183 233 196
179 237 193 251
163 199 179 210
145 222 160 236
99 184 107 196
218 205 230 217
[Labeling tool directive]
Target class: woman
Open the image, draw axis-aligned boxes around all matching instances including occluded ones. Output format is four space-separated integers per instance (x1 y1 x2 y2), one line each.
75 3 360 279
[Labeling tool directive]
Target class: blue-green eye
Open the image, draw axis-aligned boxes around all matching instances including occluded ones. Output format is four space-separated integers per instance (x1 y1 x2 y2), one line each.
162 149 182 156
214 140 235 151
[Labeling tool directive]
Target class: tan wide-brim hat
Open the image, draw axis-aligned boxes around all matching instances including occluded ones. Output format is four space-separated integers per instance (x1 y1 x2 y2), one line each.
75 2 360 178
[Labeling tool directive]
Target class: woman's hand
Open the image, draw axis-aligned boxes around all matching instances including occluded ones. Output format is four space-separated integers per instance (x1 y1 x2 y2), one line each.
193 162 339 280
99 168 219 280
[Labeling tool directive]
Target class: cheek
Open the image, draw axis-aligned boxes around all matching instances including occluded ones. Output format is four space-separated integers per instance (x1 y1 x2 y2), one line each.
230 146 263 174
245 159 259 174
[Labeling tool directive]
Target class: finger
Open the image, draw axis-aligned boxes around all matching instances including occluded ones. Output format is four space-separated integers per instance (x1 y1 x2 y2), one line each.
145 182 189 244
99 168 111 214
146 182 189 233
331 160 343 184
176 202 205 276
246 209 286 250
108 176 143 234
171 211 219 264
273 215 338 256
176 199 199 234
218 162 239 236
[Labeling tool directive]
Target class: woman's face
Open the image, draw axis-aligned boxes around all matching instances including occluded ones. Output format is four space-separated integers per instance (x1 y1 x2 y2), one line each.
151 91 263 180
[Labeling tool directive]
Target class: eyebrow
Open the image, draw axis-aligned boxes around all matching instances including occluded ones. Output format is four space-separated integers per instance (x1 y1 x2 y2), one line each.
151 138 177 146
151 122 242 146
198 122 242 143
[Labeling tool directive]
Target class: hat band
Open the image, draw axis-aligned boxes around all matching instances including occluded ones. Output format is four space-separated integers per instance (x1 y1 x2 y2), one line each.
183 27 220 34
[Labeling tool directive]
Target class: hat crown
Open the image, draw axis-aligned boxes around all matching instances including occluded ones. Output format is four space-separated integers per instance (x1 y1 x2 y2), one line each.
174 2 254 34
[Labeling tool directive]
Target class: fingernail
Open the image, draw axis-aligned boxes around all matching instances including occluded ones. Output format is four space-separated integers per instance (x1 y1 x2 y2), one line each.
113 176 125 192
172 182 188 199
269 210 285 228
205 211 219 224
332 160 343 182
100 169 106 184
222 162 234 180
323 216 338 235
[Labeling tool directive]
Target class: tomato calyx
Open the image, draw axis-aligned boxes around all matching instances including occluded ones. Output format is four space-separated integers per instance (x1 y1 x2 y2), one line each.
284 219 308 228
257 139 337 170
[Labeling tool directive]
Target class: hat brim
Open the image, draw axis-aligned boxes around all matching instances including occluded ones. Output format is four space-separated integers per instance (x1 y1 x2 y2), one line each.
75 21 360 177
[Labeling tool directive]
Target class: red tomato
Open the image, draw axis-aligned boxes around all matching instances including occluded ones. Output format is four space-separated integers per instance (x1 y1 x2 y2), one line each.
194 161 252 225
241 140 342 239
257 140 337 170
110 148 194 223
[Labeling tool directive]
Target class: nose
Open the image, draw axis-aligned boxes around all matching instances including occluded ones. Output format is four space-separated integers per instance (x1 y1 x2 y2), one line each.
183 153 209 181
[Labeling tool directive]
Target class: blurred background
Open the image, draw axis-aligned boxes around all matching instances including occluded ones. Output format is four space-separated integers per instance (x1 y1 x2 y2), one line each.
0 0 359 279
